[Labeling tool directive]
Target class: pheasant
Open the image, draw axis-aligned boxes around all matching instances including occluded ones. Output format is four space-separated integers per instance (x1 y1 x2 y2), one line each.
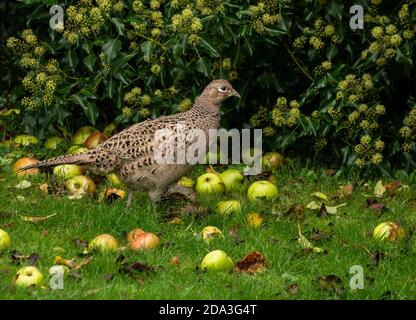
20 79 240 207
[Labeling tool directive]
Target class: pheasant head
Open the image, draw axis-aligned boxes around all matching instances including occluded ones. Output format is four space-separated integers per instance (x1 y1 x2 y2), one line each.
195 79 240 112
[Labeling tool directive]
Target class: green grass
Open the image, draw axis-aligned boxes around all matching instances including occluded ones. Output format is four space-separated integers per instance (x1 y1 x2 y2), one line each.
1 161 416 300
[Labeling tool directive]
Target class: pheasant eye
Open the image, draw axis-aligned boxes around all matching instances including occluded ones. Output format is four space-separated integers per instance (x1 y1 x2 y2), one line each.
218 86 228 93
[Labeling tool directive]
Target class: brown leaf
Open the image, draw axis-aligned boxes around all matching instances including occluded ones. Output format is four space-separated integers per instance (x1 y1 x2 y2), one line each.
41 229 49 237
340 184 353 198
10 251 39 265
170 256 180 266
235 251 268 275
285 204 305 220
74 238 88 249
318 203 328 217
323 168 337 176
229 224 243 244
385 180 401 196
54 256 93 270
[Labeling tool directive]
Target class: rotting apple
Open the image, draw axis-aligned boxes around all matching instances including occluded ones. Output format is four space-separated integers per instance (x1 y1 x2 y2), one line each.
89 234 119 252
195 173 225 194
0 229 11 253
129 232 160 251
373 221 406 242
215 200 242 215
13 157 40 177
201 226 224 242
247 181 278 201
53 164 83 180
200 250 234 273
66 175 96 195
72 126 97 145
13 266 43 288
219 169 244 191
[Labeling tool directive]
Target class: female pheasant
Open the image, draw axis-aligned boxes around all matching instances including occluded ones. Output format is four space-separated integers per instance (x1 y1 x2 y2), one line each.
20 80 240 206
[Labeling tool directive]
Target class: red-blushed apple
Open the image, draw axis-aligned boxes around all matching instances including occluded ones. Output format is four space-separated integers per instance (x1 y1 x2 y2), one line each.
44 136 65 150
129 232 160 251
219 169 244 191
0 228 11 253
373 221 406 242
53 164 83 180
66 145 89 154
83 131 108 149
262 152 285 170
195 173 225 194
72 126 97 145
247 181 278 201
13 266 43 287
89 234 119 252
66 175 96 195
13 157 40 177
215 200 242 215
127 228 146 243
200 250 234 273
201 226 224 243
103 122 117 137
13 134 39 146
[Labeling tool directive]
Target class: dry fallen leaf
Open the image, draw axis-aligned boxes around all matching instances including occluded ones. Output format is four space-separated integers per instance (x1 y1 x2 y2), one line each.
247 212 264 228
235 251 268 274
20 213 57 223
14 180 31 189
39 183 49 194
54 255 93 270
385 180 401 196
312 192 329 202
285 204 305 220
340 184 353 198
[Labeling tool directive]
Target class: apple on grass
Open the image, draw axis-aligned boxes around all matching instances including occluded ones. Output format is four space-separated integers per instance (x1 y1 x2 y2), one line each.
13 134 39 146
66 145 89 154
72 126 97 145
373 221 406 242
201 226 224 242
13 157 40 177
89 234 119 252
66 175 96 195
262 152 284 170
44 136 65 150
84 131 108 149
53 164 83 180
129 232 160 251
195 173 225 194
0 228 11 253
127 228 146 243
247 181 278 201
200 250 234 273
216 200 242 215
13 266 43 288
219 169 244 191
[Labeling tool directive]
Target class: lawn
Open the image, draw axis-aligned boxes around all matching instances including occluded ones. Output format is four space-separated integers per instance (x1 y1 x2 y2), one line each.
1 160 416 300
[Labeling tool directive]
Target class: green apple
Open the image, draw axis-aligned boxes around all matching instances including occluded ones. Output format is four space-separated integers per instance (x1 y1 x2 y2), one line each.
262 152 284 170
200 250 234 273
106 173 123 187
103 122 117 136
53 164 83 180
201 226 224 242
13 266 43 287
72 126 97 145
0 229 11 253
66 175 96 194
66 145 89 154
13 134 39 146
89 234 119 252
247 181 278 201
219 169 244 191
195 173 225 194
83 131 108 149
44 136 65 150
373 221 406 242
216 200 242 215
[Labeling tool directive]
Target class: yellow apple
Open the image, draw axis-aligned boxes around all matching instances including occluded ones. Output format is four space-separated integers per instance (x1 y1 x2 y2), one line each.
66 175 96 194
195 173 225 194
13 157 40 177
53 164 83 179
215 200 242 215
247 181 278 201
89 234 119 252
13 266 43 287
373 221 406 242
201 226 224 242
0 229 11 253
200 250 234 273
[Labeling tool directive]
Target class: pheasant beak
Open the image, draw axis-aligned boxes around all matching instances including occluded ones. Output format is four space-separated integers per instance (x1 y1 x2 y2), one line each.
230 90 241 98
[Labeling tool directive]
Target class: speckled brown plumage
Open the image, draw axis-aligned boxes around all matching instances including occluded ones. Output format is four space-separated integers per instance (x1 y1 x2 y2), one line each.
21 79 240 205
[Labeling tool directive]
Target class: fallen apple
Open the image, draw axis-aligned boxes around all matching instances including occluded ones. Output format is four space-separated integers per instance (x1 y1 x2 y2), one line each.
89 234 119 252
373 221 406 242
247 181 278 201
219 169 244 191
13 266 43 287
103 122 117 136
53 164 83 180
106 173 123 187
100 188 125 202
83 131 108 149
129 232 160 251
195 173 225 194
216 200 242 215
66 175 96 195
201 226 224 242
66 145 89 154
127 228 145 243
0 228 11 253
13 157 40 177
200 250 234 273
262 152 284 170
13 134 39 146
44 136 65 150
72 126 97 145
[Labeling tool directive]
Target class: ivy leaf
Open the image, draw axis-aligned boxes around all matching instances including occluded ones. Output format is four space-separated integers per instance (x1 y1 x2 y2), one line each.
110 17 125 36
102 39 121 63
